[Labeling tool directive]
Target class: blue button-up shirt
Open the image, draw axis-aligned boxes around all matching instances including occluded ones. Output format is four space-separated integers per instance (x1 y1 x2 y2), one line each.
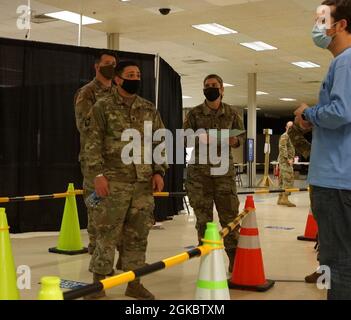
305 47 351 190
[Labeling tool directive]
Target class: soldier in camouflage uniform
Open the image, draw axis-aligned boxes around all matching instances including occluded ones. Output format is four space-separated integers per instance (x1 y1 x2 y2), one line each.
84 61 168 300
277 121 296 207
74 50 118 256
184 74 245 273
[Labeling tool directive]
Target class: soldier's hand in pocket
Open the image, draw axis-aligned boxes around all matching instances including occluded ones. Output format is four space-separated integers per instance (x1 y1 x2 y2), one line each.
94 175 110 197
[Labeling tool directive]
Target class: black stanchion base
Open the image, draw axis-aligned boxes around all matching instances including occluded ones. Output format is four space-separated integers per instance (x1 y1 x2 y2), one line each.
228 279 275 292
297 236 317 242
49 247 88 255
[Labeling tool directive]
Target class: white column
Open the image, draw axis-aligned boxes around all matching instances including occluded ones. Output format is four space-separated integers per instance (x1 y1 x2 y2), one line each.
247 73 257 187
107 33 120 50
78 14 82 46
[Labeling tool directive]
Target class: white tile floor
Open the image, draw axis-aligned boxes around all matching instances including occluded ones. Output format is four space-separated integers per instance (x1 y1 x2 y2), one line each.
7 176 326 300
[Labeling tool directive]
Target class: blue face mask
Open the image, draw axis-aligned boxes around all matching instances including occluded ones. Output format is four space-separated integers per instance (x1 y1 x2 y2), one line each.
312 23 337 49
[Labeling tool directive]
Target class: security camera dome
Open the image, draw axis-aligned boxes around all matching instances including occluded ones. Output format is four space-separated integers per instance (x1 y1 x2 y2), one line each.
159 8 171 15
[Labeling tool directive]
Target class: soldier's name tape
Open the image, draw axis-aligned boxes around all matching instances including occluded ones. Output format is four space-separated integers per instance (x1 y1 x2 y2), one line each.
0 188 308 203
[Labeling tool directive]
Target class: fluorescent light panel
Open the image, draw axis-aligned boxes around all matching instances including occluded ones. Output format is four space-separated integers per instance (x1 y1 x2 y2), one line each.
257 91 269 95
45 11 102 25
192 23 238 35
280 98 297 102
223 83 235 87
240 41 277 51
182 96 192 99
292 61 320 68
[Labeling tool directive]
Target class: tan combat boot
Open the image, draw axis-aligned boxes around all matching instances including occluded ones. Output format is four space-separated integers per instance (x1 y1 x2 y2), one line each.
285 194 296 207
83 273 106 300
277 193 284 205
280 194 296 207
125 279 155 300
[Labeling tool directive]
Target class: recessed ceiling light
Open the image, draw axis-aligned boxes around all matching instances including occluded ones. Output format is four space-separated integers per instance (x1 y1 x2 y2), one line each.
44 11 102 25
245 107 262 111
257 91 269 95
223 83 235 87
192 23 238 35
240 41 277 51
292 61 320 69
280 98 297 102
182 96 192 99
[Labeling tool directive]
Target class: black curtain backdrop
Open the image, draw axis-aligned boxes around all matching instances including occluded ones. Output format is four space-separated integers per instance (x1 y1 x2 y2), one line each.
154 58 184 221
0 37 181 233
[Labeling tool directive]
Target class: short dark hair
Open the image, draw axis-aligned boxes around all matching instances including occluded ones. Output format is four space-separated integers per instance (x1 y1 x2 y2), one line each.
94 50 117 64
115 60 140 76
203 74 224 87
322 0 351 33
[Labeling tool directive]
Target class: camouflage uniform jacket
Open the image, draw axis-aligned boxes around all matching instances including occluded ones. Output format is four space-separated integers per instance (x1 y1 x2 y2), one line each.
278 132 295 165
84 91 168 182
183 101 245 177
74 78 117 162
288 124 311 159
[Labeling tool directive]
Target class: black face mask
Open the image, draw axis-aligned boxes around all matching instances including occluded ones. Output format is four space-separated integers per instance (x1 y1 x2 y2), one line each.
121 79 141 95
204 87 221 102
99 65 115 80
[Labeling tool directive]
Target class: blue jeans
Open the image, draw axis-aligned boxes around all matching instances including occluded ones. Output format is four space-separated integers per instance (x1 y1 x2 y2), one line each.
311 186 351 300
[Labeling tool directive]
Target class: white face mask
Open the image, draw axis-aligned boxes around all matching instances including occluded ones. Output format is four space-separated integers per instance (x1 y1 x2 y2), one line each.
312 22 338 49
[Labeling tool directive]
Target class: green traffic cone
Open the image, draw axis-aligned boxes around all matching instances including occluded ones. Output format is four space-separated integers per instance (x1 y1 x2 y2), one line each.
196 222 230 300
203 222 222 248
49 183 88 255
38 276 63 300
0 208 20 300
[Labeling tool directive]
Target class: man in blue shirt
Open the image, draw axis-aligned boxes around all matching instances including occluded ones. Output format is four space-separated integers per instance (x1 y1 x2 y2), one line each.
295 0 351 300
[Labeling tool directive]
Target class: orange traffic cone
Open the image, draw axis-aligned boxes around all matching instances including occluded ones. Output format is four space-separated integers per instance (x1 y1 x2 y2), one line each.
297 209 318 242
228 196 275 292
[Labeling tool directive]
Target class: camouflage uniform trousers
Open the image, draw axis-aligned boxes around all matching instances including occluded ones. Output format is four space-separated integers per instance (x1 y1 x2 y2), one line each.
80 162 98 253
185 166 240 250
81 163 125 258
279 162 294 192
89 180 155 275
